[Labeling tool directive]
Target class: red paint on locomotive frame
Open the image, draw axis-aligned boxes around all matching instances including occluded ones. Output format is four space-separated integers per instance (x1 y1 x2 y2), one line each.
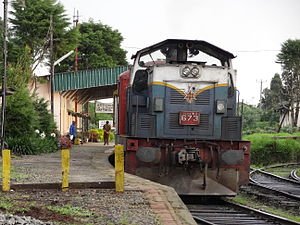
127 139 138 151
118 71 130 135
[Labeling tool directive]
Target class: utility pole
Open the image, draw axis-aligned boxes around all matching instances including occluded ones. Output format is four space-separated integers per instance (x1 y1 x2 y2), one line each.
258 79 268 108
259 79 262 108
50 15 54 115
1 0 8 150
73 9 79 72
73 9 79 126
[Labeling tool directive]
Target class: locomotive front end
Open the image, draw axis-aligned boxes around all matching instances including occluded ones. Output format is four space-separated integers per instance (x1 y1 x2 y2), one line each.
117 39 250 196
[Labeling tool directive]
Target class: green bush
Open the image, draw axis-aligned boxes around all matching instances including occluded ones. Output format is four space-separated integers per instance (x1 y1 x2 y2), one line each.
88 129 100 142
5 88 58 155
280 126 298 134
244 133 300 165
33 97 57 135
88 129 114 142
7 136 58 155
97 129 104 142
5 87 38 138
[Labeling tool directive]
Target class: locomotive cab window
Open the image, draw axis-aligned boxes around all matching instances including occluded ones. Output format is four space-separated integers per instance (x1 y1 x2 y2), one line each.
138 50 166 67
132 70 148 94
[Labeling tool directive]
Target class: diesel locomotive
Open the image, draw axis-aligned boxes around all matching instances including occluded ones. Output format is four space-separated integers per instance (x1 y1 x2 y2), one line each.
116 39 250 196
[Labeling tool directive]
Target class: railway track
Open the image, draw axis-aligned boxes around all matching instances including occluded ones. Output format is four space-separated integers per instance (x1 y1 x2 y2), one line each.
240 182 300 215
250 168 300 197
241 165 300 216
183 198 299 225
290 169 300 182
260 163 300 181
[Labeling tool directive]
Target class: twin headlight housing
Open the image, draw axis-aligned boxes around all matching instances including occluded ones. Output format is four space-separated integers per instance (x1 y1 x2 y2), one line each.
181 66 200 78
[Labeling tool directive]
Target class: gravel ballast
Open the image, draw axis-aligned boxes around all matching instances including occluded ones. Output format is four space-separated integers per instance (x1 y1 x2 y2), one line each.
0 145 175 224
0 189 161 225
0 214 53 225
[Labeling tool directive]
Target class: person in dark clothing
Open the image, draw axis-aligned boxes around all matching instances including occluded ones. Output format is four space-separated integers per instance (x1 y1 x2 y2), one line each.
69 121 76 144
103 121 111 145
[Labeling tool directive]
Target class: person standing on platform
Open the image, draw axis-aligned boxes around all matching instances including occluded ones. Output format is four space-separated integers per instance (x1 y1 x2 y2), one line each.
69 121 77 144
103 121 111 145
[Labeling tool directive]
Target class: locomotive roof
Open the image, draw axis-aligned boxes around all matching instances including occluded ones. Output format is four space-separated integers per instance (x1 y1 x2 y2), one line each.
131 39 235 61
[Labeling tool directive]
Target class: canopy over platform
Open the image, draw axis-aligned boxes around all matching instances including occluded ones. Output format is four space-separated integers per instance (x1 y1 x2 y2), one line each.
53 66 128 103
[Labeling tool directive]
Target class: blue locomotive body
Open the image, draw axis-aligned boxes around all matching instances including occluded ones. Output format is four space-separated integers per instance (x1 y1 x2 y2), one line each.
117 39 250 195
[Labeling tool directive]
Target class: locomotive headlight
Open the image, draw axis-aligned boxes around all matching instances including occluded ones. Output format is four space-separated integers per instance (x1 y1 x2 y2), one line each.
191 67 199 77
181 66 190 77
216 100 226 114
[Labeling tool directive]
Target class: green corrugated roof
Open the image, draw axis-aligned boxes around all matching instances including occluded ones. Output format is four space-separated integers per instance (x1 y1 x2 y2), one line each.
53 66 128 92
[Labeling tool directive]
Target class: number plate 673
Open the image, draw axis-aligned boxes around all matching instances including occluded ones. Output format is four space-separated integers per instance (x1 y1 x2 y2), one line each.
179 111 200 125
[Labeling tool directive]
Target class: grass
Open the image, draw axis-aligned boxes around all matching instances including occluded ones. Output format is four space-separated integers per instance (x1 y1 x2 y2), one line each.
0 191 95 224
240 161 300 222
264 166 296 178
47 205 93 217
0 165 29 182
0 194 35 214
243 132 300 165
0 196 13 210
232 193 300 222
119 213 131 225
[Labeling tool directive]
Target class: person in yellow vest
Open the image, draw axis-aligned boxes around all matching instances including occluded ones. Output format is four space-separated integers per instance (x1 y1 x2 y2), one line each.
103 121 111 145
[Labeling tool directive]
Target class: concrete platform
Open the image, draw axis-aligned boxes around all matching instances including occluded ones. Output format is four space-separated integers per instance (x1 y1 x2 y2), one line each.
9 142 196 225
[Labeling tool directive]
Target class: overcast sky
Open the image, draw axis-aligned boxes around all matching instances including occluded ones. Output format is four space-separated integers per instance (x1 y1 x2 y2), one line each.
5 0 300 104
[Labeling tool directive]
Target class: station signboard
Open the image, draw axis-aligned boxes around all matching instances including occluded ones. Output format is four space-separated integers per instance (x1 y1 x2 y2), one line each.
95 102 113 113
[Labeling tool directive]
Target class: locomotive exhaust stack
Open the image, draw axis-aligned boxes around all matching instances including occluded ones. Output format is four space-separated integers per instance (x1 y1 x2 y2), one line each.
116 39 250 196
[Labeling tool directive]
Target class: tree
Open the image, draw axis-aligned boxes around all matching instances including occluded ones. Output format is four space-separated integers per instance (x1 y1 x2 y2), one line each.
260 73 283 126
5 48 53 138
5 87 38 138
242 104 263 131
7 46 32 89
0 1 75 154
277 39 300 127
56 20 127 72
33 97 56 135
10 0 79 70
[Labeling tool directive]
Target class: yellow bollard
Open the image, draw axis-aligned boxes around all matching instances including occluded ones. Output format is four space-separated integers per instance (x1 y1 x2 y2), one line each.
61 149 70 191
115 144 124 192
2 149 11 192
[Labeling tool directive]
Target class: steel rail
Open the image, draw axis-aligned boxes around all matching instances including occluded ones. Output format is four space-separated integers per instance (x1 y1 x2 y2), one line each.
241 182 300 215
187 199 300 225
254 163 300 183
250 168 300 197
259 163 300 170
290 169 300 182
